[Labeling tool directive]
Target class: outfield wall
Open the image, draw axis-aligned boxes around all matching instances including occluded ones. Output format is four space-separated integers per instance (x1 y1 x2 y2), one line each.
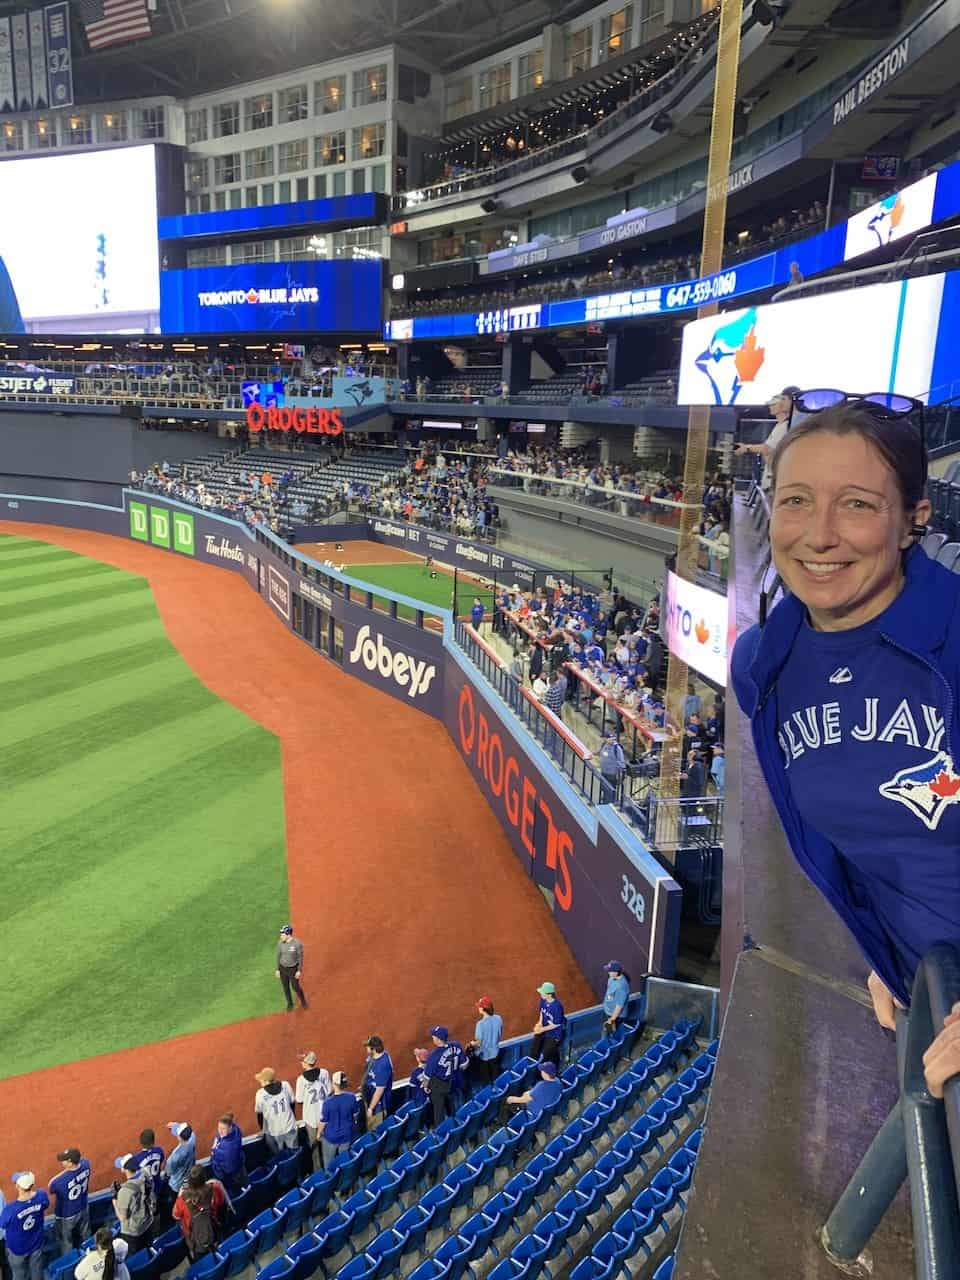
0 489 680 996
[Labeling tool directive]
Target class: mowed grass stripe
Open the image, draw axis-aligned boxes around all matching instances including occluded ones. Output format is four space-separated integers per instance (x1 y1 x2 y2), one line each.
0 637 174 713
0 653 190 744
0 618 162 682
0 559 116 590
0 812 286 1078
0 533 289 1080
3 700 260 837
0 573 149 620
0 726 269 902
0 546 79 569
0 601 154 655
4 676 217 781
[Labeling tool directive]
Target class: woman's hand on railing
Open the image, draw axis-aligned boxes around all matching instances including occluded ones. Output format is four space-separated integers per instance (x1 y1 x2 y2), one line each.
923 1001 960 1098
867 970 905 1031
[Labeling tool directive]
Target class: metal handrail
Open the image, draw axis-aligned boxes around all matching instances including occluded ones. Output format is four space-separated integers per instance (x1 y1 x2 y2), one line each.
822 944 960 1278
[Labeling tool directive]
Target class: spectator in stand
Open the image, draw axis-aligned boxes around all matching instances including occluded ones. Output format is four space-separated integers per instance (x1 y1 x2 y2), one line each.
49 1150 91 1255
112 1158 155 1253
210 1116 244 1196
362 1036 394 1131
531 981 566 1068
317 1072 359 1168
423 1026 469 1126
129 1131 165 1208
735 387 799 491
710 743 725 795
684 683 702 720
504 1062 563 1119
470 597 485 632
164 1126 195 1200
408 1050 430 1107
468 998 504 1085
1 1174 49 1280
172 1168 229 1262
594 731 627 801
253 1068 298 1155
73 1228 129 1280
602 961 631 1035
296 1053 332 1172
681 749 707 798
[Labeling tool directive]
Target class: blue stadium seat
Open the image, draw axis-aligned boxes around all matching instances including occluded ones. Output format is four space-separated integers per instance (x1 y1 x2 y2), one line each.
396 1099 429 1142
431 1115 464 1166
465 1141 503 1195
456 1094 489 1147
613 1191 667 1259
645 1093 684 1144
327 1148 362 1198
367 1168 402 1232
230 1187 255 1226
312 1211 356 1266
340 1189 380 1241
553 1188 592 1244
248 1208 288 1257
652 1256 675 1280
187 1254 228 1280
274 1150 303 1193
353 1130 385 1178
127 1248 161 1280
442 1159 482 1213
378 1115 406 1160
219 1230 259 1278
685 1127 703 1155
587 1227 640 1279
48 1249 83 1280
254 1259 292 1280
411 1134 446 1184
486 1252 538 1280
300 1169 337 1221
574 1162 618 1215
247 1166 278 1217
419 1182 458 1238
392 1147 427 1198
274 1190 310 1241
363 1226 406 1277
513 1226 565 1275
500 1169 542 1226
331 1254 378 1280
283 1233 327 1280
391 1205 433 1260
152 1227 188 1276
538 1135 574 1183
456 1209 500 1263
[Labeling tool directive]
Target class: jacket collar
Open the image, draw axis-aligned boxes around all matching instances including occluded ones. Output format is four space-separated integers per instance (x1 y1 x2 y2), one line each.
749 546 957 700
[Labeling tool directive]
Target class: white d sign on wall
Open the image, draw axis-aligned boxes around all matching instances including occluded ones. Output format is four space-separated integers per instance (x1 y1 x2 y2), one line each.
664 571 727 686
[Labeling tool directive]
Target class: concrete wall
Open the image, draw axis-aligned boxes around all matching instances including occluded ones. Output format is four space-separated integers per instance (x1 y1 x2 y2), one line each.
0 411 231 484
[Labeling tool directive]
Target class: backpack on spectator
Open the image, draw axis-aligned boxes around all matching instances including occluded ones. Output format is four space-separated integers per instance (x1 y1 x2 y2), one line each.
186 1185 217 1257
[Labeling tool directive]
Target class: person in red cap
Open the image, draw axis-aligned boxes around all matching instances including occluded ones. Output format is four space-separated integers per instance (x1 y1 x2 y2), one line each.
408 1050 430 1108
468 998 504 1086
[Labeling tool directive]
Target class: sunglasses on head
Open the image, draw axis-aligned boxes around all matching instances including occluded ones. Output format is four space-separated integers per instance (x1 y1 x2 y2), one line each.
793 389 923 420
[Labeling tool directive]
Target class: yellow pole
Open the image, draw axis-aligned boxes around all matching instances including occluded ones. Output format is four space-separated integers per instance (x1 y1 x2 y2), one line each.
657 0 745 847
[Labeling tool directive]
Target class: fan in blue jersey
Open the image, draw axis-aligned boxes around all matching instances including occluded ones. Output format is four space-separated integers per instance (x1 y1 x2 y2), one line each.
49 1150 91 1254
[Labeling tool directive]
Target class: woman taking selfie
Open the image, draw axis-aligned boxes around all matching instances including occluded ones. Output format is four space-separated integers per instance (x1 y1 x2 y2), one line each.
731 394 960 1097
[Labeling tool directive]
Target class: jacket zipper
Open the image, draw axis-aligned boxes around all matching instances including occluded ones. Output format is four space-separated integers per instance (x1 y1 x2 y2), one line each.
879 632 955 761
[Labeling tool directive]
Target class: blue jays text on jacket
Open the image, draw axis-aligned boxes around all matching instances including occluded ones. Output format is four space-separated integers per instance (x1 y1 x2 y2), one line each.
731 546 960 1005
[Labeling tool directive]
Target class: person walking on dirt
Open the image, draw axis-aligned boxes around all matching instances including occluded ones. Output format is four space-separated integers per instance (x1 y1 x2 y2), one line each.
275 925 308 1011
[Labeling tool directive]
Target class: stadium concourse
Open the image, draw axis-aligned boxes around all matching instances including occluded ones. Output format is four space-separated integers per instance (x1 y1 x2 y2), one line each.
0 520 596 1192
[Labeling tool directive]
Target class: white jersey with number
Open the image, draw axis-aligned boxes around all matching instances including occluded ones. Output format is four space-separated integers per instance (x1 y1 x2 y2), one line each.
295 1070 333 1128
255 1082 296 1136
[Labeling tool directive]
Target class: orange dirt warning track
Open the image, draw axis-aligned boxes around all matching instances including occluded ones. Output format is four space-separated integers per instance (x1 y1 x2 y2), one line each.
0 522 595 1190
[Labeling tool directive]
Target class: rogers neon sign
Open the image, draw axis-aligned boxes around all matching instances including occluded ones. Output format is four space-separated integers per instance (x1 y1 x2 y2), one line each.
246 404 344 435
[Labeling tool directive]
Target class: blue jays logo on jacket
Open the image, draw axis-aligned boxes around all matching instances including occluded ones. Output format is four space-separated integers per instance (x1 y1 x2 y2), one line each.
878 750 960 830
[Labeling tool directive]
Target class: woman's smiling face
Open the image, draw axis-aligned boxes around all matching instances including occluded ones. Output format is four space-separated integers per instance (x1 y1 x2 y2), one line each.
771 430 929 631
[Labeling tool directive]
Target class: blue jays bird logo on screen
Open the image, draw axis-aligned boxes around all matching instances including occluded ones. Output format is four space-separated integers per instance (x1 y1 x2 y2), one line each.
693 307 766 405
878 752 960 831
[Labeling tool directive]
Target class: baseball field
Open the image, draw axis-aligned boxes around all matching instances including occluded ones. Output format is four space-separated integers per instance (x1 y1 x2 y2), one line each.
1 520 595 1190
0 532 289 1079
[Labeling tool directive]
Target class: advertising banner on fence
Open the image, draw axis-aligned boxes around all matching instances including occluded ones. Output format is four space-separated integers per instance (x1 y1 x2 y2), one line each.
443 658 680 988
342 616 444 718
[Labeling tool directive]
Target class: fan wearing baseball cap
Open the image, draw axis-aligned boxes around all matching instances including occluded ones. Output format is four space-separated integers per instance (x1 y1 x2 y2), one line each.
48 1149 91 1254
408 1049 430 1107
505 1062 563 1121
0 1174 49 1280
317 1072 359 1169
468 998 504 1086
295 1053 333 1172
253 1068 298 1156
531 982 566 1068
164 1125 196 1197
423 1026 470 1127
602 961 632 1036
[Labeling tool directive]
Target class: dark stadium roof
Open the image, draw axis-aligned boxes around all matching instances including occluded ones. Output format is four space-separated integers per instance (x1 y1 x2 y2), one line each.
2 0 615 102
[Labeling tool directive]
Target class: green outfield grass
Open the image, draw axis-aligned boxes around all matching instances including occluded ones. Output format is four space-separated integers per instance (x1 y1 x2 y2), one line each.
347 559 496 619
0 534 289 1080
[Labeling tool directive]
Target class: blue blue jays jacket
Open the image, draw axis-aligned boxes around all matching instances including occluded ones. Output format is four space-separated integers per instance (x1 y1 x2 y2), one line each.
731 545 960 1005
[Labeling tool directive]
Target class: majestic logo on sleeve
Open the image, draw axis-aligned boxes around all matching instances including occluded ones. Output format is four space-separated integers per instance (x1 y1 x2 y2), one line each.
879 751 960 830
